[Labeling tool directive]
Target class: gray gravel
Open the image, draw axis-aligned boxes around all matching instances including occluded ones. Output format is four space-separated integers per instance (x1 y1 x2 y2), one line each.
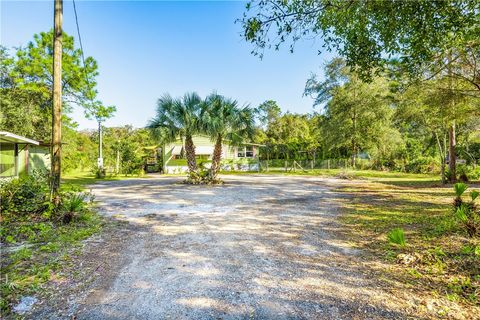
42 175 412 319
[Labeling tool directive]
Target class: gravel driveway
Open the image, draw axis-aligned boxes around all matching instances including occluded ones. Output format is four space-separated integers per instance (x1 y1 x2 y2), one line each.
45 175 410 319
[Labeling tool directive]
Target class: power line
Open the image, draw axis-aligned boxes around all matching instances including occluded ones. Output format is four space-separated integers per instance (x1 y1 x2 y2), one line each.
72 0 104 171
72 0 94 103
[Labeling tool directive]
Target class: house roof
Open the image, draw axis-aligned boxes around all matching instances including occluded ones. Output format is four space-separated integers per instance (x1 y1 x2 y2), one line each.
169 134 265 147
0 131 39 145
170 145 215 155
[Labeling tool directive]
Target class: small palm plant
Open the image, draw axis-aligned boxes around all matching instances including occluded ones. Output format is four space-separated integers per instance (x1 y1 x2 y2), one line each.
454 182 468 209
452 183 480 238
61 192 89 224
387 228 406 247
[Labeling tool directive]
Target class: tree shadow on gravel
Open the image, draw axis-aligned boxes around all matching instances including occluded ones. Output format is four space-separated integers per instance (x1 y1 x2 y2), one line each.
30 176 427 320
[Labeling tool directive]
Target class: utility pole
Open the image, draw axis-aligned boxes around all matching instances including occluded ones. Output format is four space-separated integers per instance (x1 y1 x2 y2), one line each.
51 0 63 194
98 120 103 170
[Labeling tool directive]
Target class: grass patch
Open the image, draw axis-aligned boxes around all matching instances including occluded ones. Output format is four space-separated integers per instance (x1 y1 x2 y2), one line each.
337 177 480 312
222 169 446 187
0 171 107 315
62 170 148 189
0 211 102 315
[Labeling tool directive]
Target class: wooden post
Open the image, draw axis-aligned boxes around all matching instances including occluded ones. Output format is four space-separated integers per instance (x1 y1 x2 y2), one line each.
97 120 103 169
51 0 63 194
266 151 269 172
14 143 19 177
115 147 120 174
25 145 29 175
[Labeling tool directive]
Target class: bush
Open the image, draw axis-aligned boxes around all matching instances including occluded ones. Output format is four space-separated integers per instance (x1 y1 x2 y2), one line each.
0 172 50 219
404 156 438 174
0 173 95 243
94 167 106 179
388 228 406 247
457 165 480 182
452 183 480 238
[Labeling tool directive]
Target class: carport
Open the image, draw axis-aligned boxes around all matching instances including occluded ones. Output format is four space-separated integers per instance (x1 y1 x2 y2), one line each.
0 131 40 177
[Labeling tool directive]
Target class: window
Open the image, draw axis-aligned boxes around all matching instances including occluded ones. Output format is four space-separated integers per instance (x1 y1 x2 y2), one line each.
237 146 254 158
246 146 254 158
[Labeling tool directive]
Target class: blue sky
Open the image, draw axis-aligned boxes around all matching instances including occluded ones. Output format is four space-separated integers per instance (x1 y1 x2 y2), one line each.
1 1 334 129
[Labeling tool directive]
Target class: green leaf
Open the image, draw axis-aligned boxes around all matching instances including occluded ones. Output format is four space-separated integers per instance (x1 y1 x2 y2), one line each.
454 183 468 197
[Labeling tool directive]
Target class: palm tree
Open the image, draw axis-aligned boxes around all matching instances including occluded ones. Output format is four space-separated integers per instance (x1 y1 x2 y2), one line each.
148 92 202 176
201 94 255 179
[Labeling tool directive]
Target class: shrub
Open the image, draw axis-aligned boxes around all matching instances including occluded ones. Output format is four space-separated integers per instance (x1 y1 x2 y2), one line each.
94 167 106 179
0 173 95 243
404 156 438 174
388 228 406 247
458 165 480 182
0 172 50 219
452 183 480 238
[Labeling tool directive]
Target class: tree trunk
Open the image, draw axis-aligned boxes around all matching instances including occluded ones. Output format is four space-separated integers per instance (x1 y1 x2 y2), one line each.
351 142 357 169
449 123 456 183
351 103 357 169
184 134 198 174
51 0 63 195
210 135 223 178
435 131 446 184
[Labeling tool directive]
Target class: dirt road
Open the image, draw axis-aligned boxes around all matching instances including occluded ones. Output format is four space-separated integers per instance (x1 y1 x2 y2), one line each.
36 175 410 319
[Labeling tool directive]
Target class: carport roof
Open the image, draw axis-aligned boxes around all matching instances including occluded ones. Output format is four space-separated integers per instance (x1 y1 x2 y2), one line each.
0 131 39 145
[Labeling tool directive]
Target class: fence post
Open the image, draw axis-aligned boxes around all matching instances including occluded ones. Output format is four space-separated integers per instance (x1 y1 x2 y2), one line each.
327 159 330 170
285 160 288 172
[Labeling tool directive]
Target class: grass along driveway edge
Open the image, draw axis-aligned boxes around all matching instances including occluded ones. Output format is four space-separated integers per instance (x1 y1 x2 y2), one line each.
336 178 480 319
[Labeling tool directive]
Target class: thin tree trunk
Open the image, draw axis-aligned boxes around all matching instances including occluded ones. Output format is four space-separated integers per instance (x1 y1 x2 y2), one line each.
449 122 456 183
435 131 446 184
351 101 357 169
184 134 198 174
51 0 63 195
115 148 120 175
447 51 457 183
210 135 223 178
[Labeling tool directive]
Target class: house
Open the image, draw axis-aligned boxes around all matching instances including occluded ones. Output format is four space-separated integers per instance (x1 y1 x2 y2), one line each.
0 131 50 178
162 135 263 173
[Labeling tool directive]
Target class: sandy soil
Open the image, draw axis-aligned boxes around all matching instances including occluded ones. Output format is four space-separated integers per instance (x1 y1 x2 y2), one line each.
32 175 415 319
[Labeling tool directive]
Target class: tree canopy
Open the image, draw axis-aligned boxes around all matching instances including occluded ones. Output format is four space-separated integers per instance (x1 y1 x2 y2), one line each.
241 0 480 81
0 30 115 140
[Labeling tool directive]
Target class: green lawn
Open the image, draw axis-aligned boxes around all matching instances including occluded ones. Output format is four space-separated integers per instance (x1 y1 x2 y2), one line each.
223 168 442 184
62 170 149 189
